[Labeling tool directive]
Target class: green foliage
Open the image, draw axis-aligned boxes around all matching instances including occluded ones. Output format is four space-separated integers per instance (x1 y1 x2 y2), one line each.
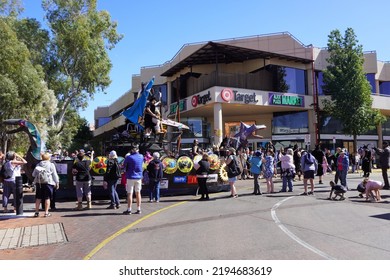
322 28 384 140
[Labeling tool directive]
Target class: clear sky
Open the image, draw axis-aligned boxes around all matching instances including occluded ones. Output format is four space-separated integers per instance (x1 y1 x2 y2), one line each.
21 0 390 125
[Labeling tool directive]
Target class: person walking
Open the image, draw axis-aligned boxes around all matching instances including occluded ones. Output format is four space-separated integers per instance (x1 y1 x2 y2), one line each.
194 152 211 200
300 150 318 195
32 152 59 217
279 148 295 192
373 141 390 189
225 147 239 198
147 152 164 202
2 151 27 213
123 144 144 214
249 150 263 195
103 150 122 209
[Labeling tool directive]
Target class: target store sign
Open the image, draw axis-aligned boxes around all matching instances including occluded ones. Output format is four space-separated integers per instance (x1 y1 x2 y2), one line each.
221 88 234 102
191 91 212 108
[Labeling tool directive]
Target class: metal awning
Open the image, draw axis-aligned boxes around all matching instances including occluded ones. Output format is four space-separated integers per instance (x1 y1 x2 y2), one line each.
161 41 313 77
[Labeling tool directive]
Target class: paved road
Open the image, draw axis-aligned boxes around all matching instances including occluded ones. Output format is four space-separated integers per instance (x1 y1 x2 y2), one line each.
1 171 389 260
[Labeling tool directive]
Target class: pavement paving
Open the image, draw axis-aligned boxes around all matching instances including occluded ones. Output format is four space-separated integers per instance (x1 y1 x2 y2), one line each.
0 169 388 260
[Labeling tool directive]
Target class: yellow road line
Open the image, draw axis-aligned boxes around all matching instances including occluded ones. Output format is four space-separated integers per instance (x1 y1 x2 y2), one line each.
83 201 188 260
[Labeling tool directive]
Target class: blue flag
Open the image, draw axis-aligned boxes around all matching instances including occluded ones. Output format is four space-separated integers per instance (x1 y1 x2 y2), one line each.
122 77 155 130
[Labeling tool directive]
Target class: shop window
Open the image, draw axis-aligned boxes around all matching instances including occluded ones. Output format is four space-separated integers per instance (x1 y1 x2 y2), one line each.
272 112 308 134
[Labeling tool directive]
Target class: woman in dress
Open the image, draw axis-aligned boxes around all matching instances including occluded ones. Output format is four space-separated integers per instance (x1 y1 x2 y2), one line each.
262 149 275 193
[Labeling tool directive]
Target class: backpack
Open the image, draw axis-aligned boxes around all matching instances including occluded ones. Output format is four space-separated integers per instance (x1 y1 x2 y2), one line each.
35 165 51 184
228 156 242 177
304 153 315 165
0 161 12 181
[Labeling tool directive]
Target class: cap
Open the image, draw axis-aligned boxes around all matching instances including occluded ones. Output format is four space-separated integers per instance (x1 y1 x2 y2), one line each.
109 150 117 158
228 147 236 153
79 149 85 154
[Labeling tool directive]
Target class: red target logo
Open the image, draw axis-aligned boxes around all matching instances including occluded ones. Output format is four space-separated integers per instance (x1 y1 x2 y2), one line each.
221 88 233 102
191 96 198 107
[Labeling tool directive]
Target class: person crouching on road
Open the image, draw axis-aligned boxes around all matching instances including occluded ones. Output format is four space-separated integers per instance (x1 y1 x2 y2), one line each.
33 153 59 217
363 178 384 202
123 144 143 215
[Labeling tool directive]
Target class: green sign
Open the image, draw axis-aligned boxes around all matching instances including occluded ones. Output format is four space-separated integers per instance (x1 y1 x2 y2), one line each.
170 99 187 114
269 93 304 107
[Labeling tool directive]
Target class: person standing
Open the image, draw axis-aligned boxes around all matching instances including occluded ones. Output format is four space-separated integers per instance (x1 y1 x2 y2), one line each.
192 139 200 158
123 144 144 214
337 149 350 188
300 150 318 195
32 153 59 217
312 144 325 184
72 150 93 210
373 141 390 189
103 150 122 209
2 151 27 213
144 97 158 136
293 145 302 181
147 152 164 202
279 148 295 192
333 147 342 183
361 148 372 178
262 149 275 194
249 150 263 195
225 147 239 198
194 152 211 200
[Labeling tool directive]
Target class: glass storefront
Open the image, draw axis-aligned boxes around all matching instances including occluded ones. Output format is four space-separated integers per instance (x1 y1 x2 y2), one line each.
272 111 309 134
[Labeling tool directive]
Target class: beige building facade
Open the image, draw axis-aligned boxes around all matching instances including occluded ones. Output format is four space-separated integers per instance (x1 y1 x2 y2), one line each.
93 32 390 153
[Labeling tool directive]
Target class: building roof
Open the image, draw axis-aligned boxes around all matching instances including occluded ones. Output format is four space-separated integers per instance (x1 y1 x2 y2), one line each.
161 41 313 77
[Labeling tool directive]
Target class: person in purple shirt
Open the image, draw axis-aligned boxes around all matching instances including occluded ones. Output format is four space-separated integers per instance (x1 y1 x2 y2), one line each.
123 144 144 215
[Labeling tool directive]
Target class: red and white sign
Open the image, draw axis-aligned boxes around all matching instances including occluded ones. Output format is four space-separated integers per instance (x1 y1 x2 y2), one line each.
221 88 233 102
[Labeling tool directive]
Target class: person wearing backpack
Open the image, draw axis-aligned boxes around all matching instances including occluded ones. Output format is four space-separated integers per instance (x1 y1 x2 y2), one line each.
32 153 59 217
146 152 164 202
103 150 122 209
2 151 27 213
300 150 318 195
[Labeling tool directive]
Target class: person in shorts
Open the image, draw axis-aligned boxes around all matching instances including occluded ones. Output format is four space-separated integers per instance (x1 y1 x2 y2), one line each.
300 150 318 195
123 144 144 214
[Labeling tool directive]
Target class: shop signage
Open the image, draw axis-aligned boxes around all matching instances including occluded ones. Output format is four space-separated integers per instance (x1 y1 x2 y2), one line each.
191 91 212 107
173 176 187 184
187 175 198 184
269 93 304 107
170 99 187 115
221 88 258 104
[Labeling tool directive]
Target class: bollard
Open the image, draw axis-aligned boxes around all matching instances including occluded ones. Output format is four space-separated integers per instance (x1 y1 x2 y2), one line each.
14 176 23 215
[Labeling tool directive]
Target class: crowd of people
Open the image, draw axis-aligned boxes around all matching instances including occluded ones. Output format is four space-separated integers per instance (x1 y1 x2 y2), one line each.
1 140 389 216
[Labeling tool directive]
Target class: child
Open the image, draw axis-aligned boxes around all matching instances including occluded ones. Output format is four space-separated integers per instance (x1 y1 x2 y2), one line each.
362 178 384 202
328 181 347 200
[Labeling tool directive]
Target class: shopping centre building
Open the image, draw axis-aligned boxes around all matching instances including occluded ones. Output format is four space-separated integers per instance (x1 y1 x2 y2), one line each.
93 32 390 153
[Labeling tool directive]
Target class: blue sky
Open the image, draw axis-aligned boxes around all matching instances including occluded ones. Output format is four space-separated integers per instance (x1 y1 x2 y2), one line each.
21 0 390 125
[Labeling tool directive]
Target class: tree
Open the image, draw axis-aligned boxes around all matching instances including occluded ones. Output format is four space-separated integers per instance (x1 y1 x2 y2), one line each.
322 28 385 152
0 18 57 153
42 0 123 132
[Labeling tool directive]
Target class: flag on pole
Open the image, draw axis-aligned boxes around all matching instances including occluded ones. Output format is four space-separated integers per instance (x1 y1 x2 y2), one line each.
122 77 155 130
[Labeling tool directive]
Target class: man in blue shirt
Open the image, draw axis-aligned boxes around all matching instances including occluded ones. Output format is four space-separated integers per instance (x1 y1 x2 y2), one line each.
123 144 144 215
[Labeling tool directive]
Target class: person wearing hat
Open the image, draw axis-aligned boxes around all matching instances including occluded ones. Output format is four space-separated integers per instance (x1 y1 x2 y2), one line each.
225 147 239 198
123 144 144 214
103 150 122 209
146 152 164 202
72 150 93 210
373 141 390 189
249 150 263 195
